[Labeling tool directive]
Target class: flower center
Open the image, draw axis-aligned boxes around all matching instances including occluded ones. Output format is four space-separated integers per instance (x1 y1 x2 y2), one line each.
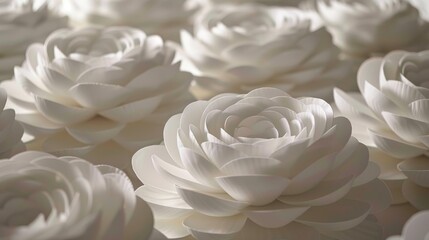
402 59 429 88
234 116 279 139
211 10 275 35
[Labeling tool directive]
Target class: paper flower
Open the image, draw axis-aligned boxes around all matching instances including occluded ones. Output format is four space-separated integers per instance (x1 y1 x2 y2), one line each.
408 0 429 22
387 211 429 240
0 88 25 157
317 0 428 58
0 151 153 240
181 5 354 101
0 27 193 168
58 0 198 42
133 87 391 239
334 50 429 209
0 0 68 80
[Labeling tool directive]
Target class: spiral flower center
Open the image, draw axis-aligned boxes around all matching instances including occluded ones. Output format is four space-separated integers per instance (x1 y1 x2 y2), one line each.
401 59 429 88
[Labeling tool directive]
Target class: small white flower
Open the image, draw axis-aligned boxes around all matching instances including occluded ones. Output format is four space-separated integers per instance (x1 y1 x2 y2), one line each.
317 0 428 58
133 87 391 240
387 210 429 240
181 5 354 101
334 50 429 209
0 151 154 240
0 0 67 80
0 87 25 157
58 0 198 42
1 27 193 173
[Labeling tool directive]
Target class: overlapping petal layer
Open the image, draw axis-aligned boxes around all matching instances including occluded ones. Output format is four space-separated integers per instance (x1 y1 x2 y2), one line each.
134 87 390 240
317 0 428 58
1 26 194 176
334 50 429 209
0 151 153 240
181 5 354 101
57 0 198 42
0 0 67 80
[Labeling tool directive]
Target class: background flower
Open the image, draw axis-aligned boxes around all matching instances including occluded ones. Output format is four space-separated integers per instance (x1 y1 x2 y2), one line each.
387 210 429 240
334 50 429 210
0 0 68 81
0 87 25 157
133 88 390 239
408 0 429 22
0 151 154 240
57 0 198 42
181 5 355 101
1 26 193 181
317 0 428 59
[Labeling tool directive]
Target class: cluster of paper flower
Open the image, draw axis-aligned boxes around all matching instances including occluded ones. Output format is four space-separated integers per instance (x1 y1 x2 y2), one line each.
0 0 429 239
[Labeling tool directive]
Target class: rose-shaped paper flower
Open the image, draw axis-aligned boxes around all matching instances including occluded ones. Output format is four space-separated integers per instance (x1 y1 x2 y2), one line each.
0 151 153 240
334 50 429 209
133 88 391 239
58 0 197 42
0 0 67 81
181 5 354 101
387 210 429 240
317 0 428 58
408 0 429 22
0 88 25 157
0 27 193 174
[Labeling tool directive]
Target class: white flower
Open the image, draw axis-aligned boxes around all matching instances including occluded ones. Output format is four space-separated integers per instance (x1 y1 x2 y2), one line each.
0 87 25 157
387 210 429 240
133 87 391 240
317 0 428 58
58 0 198 42
408 0 429 22
0 151 153 240
181 5 354 101
334 50 429 209
0 27 193 172
0 0 67 80
195 0 303 6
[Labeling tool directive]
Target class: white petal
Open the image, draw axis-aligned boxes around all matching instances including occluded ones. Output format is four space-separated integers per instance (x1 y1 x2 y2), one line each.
100 95 163 123
382 112 429 143
346 179 391 213
244 201 309 229
34 96 96 125
369 129 426 158
183 213 246 240
66 117 125 144
398 157 429 188
216 175 290 206
176 186 248 217
69 83 128 109
220 157 283 176
402 180 429 210
280 177 354 206
132 145 176 193
297 199 370 232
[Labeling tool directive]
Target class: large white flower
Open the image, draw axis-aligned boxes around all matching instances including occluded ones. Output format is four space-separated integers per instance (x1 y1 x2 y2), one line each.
387 210 429 240
58 0 198 42
0 0 67 80
0 88 25 157
408 0 429 22
317 0 428 59
0 27 193 176
181 5 354 101
334 50 429 209
0 151 153 240
133 88 391 240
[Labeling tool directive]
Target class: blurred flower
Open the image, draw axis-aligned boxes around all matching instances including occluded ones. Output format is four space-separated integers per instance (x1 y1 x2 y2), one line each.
0 87 25 157
334 50 429 209
133 88 390 239
0 151 154 240
181 5 354 101
408 0 429 22
387 210 429 240
58 0 198 42
317 0 428 59
0 27 193 175
0 0 67 80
